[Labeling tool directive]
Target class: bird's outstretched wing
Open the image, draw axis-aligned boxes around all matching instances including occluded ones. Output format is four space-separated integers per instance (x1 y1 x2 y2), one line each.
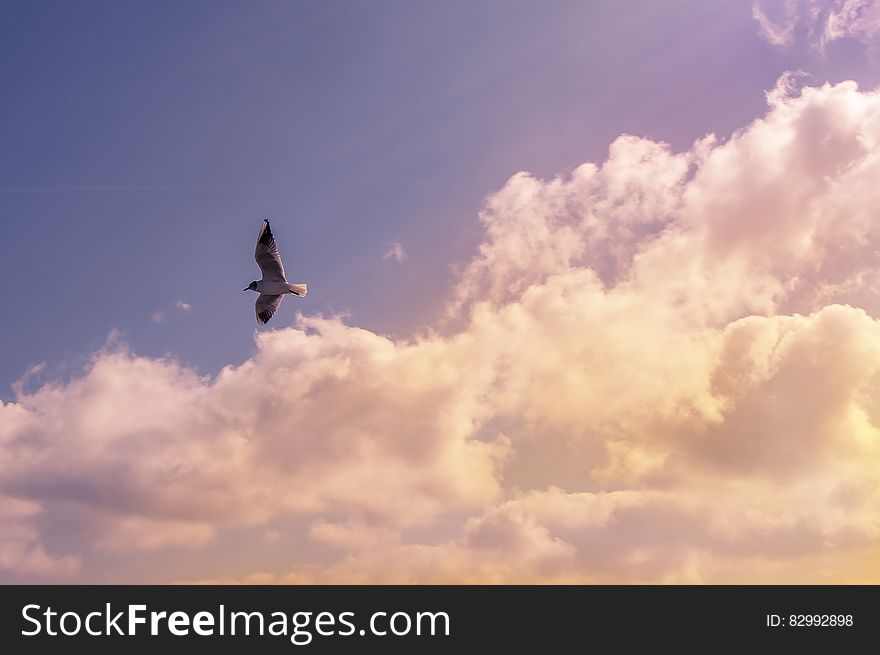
255 294 283 325
255 219 286 281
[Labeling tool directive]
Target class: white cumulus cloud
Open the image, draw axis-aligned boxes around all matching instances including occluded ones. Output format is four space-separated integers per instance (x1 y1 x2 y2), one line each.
4 78 880 582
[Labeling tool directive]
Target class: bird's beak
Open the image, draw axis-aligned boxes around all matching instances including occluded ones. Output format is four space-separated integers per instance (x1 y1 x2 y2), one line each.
243 287 250 291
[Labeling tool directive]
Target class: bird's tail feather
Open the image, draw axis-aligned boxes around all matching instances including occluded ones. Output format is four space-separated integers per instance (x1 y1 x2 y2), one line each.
287 283 307 297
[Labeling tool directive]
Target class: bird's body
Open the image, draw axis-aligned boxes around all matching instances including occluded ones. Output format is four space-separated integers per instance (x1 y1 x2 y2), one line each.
253 279 307 296
244 219 307 324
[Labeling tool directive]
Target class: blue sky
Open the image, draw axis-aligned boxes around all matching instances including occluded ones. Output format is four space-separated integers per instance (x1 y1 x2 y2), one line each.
1 0 877 396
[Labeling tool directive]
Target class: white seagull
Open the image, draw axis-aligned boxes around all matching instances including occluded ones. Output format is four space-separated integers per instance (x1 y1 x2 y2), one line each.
244 219 307 324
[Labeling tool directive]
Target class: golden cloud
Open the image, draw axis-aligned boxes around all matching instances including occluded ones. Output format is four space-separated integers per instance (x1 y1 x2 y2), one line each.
3 78 880 582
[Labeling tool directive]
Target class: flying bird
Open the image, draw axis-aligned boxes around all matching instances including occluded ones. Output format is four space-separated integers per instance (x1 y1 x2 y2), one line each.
244 219 308 324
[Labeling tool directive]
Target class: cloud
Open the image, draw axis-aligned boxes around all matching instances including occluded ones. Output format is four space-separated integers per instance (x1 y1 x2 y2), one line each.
383 242 408 263
823 0 880 47
5 78 880 582
153 302 191 324
0 494 80 577
753 0 880 51
753 0 801 46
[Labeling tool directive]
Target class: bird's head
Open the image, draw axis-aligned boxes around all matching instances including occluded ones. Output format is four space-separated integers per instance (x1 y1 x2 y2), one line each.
244 281 258 292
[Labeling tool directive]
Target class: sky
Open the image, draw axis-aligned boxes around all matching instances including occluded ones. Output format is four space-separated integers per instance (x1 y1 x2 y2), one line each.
3 0 880 582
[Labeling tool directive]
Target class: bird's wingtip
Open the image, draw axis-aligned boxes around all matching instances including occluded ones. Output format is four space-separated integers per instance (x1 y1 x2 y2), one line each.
258 219 274 245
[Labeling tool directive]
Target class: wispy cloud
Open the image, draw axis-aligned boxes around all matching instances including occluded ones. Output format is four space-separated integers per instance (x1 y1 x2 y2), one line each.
152 301 191 324
754 0 880 51
382 242 408 263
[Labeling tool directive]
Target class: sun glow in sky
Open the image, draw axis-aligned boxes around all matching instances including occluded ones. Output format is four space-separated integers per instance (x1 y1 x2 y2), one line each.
4 0 880 583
